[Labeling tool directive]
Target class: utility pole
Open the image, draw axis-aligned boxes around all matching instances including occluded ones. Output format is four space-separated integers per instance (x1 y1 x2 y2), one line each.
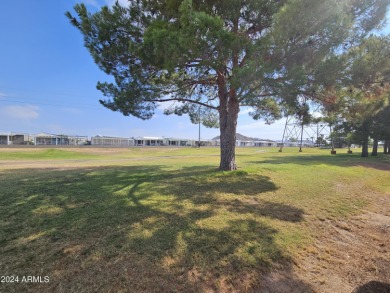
299 120 304 152
198 106 201 148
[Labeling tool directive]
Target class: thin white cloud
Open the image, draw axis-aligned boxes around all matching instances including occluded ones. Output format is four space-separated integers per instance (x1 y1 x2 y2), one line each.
63 108 82 115
237 119 286 140
238 118 286 131
176 122 192 130
239 107 254 115
130 128 146 137
79 0 128 8
1 105 39 120
158 102 174 111
157 100 184 112
80 0 101 8
105 0 129 7
46 124 69 134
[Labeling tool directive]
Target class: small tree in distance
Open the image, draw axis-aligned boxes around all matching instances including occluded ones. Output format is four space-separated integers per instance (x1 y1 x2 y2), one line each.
67 0 389 170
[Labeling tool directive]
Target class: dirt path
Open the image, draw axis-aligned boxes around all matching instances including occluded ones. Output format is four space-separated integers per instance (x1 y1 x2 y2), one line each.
266 193 390 293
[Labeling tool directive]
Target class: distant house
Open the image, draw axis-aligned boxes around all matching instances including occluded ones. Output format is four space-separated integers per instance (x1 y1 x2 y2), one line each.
0 134 8 145
237 139 255 147
0 131 283 148
134 136 165 146
194 139 214 147
68 135 88 145
91 135 134 146
0 132 31 145
134 137 193 146
166 138 193 146
254 140 278 147
212 133 277 147
35 133 69 145
276 139 315 148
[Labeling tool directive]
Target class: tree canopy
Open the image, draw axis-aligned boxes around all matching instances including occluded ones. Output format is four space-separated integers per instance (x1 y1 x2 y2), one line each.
318 35 390 156
67 0 390 170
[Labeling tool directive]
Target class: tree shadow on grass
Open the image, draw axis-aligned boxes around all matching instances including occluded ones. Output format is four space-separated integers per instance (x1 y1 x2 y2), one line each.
153 167 279 206
249 152 390 171
0 165 312 292
225 199 304 222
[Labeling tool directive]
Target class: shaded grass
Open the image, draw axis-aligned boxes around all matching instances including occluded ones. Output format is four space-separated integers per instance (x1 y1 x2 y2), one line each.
0 147 389 292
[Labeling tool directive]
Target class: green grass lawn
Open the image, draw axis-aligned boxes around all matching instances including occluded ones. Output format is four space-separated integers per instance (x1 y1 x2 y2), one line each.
0 147 389 292
0 148 101 160
0 147 221 160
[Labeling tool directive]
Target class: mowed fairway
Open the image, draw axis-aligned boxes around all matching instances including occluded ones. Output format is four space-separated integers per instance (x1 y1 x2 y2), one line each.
0 147 389 293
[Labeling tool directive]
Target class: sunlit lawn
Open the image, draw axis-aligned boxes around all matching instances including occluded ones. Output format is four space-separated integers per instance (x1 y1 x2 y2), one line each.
0 147 389 292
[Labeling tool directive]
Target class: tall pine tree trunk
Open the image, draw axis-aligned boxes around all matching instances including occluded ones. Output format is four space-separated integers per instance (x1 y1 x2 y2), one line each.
371 137 378 156
361 138 369 157
218 72 239 171
219 108 238 170
361 121 369 158
385 139 389 154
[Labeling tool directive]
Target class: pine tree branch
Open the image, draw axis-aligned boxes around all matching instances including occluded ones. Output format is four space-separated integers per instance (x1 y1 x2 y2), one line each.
150 98 218 110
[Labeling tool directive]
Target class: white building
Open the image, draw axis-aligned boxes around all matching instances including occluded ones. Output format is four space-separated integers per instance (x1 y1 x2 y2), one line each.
68 135 88 145
34 133 70 145
134 137 194 146
0 132 31 145
91 135 134 146
134 136 165 146
211 133 277 147
166 138 194 146
254 140 278 147
276 139 315 148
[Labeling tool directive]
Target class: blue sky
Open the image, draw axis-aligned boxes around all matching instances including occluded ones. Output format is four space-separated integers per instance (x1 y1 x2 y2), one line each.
0 1 389 140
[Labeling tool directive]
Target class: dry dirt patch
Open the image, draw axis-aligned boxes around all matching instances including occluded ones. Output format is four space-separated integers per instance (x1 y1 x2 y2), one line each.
288 194 390 293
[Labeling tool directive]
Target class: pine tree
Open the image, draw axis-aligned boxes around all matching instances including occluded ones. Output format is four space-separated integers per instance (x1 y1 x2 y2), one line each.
319 35 390 157
67 0 389 170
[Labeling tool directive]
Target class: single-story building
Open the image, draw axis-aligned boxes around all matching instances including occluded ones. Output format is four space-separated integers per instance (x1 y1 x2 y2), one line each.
134 137 165 146
91 135 134 146
34 133 70 145
68 135 89 145
134 137 193 147
0 133 31 145
212 133 277 147
276 139 315 148
254 140 278 147
192 139 214 147
236 140 255 147
0 134 8 145
165 138 193 146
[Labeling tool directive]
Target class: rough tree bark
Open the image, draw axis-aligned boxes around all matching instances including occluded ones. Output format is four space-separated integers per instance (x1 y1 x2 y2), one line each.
361 137 369 157
219 108 239 171
371 137 378 156
218 71 239 171
361 121 369 158
384 140 389 154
